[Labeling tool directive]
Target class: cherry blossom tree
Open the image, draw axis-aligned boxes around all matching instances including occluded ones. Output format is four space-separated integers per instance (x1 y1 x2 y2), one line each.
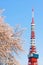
0 9 25 65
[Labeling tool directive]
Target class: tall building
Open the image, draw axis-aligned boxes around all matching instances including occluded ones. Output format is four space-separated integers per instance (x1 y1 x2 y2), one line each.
28 9 39 65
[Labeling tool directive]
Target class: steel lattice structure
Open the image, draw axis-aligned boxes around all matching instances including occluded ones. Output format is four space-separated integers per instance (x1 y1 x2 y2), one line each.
28 9 39 65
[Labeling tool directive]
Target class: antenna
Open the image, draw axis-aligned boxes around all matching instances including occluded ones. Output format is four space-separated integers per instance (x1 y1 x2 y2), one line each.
32 8 34 18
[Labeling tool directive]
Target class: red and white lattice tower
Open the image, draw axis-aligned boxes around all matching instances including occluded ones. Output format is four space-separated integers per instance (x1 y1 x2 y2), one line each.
28 9 39 65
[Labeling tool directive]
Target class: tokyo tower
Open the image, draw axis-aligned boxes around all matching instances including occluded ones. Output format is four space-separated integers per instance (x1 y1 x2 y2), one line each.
28 9 39 65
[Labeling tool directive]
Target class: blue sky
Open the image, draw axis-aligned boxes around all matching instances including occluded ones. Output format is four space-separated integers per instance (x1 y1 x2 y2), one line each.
0 0 43 65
